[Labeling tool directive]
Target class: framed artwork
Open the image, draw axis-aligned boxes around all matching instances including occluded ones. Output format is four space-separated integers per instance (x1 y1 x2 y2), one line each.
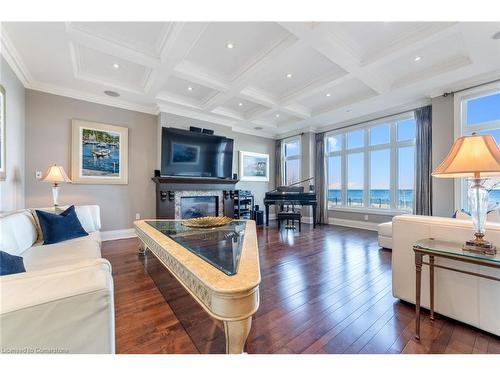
239 151 270 182
0 84 5 180
71 119 128 184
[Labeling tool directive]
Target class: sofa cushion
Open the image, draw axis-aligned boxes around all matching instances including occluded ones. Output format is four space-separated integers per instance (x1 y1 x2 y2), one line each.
0 251 26 276
22 235 102 272
31 205 101 242
35 206 88 245
0 210 38 256
377 221 392 237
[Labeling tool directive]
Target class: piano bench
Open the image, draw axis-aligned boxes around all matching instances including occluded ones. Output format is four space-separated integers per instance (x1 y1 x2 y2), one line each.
277 211 302 231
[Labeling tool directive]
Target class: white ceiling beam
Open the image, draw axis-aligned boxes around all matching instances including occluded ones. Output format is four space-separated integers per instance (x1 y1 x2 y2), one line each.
173 60 230 92
200 35 300 111
279 22 391 94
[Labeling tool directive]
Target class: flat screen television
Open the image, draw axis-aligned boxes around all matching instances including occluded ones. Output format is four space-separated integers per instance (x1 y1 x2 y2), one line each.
160 127 234 178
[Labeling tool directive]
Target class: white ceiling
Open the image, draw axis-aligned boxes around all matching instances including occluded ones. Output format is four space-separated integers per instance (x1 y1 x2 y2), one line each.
1 21 500 138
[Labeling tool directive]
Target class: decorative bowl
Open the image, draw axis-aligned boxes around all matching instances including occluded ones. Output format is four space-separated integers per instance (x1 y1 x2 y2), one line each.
182 216 233 228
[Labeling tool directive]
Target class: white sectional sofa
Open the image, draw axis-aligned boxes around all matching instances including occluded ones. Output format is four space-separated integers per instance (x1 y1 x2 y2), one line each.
392 215 500 336
0 205 115 354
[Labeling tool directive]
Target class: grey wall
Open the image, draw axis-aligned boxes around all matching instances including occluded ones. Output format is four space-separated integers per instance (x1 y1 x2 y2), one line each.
431 95 455 217
0 56 25 212
25 90 157 231
158 112 276 212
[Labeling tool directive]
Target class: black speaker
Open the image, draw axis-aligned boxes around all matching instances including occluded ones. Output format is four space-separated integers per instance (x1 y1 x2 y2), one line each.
154 169 161 177
254 204 259 211
189 126 202 133
254 211 264 226
202 128 214 135
233 173 238 180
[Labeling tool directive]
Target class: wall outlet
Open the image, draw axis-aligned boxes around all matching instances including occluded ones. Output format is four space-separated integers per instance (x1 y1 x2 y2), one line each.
364 215 369 221
35 171 43 179
135 213 141 220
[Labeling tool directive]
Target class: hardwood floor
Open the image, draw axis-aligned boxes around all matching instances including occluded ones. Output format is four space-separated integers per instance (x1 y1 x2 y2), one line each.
102 222 500 354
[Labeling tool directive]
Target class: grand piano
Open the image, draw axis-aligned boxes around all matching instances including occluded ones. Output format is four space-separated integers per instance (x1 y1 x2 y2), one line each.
264 178 318 228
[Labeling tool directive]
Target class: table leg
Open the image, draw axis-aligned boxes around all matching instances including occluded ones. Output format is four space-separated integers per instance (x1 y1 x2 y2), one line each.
312 205 317 228
138 238 147 255
429 255 435 321
223 317 252 354
265 205 270 227
415 252 423 340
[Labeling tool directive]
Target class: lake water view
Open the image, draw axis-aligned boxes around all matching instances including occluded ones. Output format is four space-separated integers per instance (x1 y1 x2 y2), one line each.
328 189 500 210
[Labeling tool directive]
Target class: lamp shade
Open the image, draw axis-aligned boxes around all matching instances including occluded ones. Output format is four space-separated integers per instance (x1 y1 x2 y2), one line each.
42 165 72 184
432 134 500 178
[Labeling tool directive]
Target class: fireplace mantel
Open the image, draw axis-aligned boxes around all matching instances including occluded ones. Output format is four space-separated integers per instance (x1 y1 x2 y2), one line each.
152 176 239 219
152 176 239 191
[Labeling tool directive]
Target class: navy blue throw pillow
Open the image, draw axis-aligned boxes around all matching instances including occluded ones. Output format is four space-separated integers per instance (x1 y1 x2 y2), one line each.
0 251 26 276
36 205 88 245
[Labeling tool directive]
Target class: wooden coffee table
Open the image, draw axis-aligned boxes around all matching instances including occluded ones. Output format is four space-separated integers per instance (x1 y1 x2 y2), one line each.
134 219 261 354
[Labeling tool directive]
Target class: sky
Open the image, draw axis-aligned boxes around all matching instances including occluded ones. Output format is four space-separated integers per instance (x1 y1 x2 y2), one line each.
467 92 500 126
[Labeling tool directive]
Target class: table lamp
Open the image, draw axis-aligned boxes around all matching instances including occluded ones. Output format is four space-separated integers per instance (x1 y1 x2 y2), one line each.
432 133 500 254
42 165 72 207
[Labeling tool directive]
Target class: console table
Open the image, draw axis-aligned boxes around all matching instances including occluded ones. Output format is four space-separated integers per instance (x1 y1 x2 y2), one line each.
134 219 261 354
413 238 500 340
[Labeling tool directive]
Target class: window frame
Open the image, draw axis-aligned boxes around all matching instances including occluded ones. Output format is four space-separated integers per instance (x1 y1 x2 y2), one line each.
325 112 416 214
282 136 302 185
453 83 500 210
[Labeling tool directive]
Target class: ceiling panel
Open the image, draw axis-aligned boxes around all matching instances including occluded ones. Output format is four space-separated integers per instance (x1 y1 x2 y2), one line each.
218 97 271 119
69 22 173 57
255 111 302 127
250 43 347 99
377 33 471 89
323 22 456 64
185 22 291 81
75 44 151 91
298 78 378 114
162 75 219 104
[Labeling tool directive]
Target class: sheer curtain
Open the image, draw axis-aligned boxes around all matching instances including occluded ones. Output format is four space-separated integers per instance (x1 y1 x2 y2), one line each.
414 105 433 215
315 132 328 224
275 139 282 187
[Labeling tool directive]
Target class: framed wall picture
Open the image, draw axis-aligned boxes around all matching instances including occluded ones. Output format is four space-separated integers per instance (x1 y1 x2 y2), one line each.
0 84 6 180
71 119 128 184
239 151 270 182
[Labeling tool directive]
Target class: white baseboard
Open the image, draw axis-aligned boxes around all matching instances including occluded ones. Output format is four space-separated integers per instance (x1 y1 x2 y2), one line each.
101 228 137 241
328 217 379 232
268 214 276 220
301 216 314 224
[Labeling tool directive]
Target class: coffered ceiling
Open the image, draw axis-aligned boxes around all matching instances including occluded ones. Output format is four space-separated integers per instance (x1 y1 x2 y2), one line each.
1 22 500 138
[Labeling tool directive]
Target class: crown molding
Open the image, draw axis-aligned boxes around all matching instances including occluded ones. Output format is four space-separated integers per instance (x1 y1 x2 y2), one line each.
27 81 158 115
0 25 32 86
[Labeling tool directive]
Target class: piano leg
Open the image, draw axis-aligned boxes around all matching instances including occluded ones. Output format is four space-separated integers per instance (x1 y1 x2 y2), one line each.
312 205 317 228
265 204 270 226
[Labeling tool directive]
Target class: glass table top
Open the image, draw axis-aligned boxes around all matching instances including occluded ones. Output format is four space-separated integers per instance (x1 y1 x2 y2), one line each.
145 220 246 276
414 238 500 265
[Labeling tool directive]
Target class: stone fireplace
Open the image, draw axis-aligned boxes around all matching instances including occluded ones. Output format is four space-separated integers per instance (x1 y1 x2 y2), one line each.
152 176 238 220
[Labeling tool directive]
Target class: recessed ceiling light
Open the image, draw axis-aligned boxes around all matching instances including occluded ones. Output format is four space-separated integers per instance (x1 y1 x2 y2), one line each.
104 90 120 97
187 86 193 91
275 114 280 118
238 102 243 107
254 126 263 130
225 42 235 49
286 73 293 78
112 63 120 69
414 56 422 62
493 31 500 40
326 93 331 97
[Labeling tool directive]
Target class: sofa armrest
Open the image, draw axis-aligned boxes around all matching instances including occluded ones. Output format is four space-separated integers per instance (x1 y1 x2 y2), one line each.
0 258 114 353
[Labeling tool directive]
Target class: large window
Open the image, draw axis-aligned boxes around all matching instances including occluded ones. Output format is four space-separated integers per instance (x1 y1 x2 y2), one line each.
282 137 301 185
326 113 416 212
456 85 500 210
